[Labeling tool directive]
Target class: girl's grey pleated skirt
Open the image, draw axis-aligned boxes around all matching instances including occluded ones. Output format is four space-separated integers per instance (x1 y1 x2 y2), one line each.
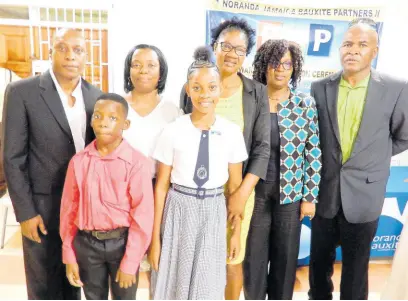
151 185 227 300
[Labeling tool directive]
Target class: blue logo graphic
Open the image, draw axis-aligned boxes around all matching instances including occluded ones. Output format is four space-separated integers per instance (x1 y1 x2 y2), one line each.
371 215 403 257
307 24 334 57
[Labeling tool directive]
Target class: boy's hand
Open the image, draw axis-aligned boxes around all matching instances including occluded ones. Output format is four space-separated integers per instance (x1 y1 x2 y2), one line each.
115 270 136 289
66 263 83 287
148 239 161 272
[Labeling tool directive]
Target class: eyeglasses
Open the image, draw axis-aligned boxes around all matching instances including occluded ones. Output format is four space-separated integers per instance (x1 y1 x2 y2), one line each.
217 42 247 57
272 61 293 71
130 62 159 71
54 44 85 56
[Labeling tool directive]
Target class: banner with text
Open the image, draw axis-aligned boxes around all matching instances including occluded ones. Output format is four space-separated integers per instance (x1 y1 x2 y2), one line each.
206 0 384 94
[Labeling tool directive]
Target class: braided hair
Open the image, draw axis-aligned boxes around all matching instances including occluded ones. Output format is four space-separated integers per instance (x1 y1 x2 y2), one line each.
187 46 219 80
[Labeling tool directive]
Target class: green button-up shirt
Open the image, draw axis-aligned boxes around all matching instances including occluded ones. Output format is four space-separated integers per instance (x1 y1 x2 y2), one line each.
337 74 370 163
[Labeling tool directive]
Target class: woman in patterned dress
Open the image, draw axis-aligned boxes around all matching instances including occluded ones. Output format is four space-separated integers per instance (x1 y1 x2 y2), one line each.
243 39 322 300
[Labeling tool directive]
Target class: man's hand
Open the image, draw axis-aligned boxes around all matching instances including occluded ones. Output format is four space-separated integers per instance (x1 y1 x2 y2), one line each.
115 269 137 289
66 263 83 287
20 215 47 243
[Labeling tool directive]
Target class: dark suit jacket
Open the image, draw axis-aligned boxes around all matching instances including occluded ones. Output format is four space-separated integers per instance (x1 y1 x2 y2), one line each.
180 73 270 180
2 70 102 228
311 70 408 223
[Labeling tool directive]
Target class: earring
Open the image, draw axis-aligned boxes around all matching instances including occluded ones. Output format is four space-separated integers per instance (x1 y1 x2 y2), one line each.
128 77 132 87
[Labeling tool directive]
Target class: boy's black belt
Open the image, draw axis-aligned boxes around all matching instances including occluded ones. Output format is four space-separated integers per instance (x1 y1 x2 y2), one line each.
81 227 128 240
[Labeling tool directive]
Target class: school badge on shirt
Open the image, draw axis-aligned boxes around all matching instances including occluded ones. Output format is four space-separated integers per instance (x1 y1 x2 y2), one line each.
197 165 208 180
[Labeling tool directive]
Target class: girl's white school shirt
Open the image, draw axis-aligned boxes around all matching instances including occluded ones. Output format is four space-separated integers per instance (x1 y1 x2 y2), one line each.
153 114 248 189
123 100 183 177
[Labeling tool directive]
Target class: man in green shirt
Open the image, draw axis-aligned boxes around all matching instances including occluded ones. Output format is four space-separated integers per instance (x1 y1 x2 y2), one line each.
337 74 369 163
309 18 408 300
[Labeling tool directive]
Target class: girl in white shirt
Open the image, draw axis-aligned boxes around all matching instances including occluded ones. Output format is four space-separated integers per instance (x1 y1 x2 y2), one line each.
122 44 182 177
148 47 248 300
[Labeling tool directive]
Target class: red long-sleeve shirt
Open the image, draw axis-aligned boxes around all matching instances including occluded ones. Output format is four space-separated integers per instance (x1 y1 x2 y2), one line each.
60 139 153 274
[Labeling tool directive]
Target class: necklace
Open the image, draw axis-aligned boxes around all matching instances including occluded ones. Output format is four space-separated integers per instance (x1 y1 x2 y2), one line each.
269 87 290 112
268 87 290 103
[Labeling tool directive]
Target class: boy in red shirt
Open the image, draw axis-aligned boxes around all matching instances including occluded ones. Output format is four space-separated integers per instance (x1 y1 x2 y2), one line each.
60 93 153 299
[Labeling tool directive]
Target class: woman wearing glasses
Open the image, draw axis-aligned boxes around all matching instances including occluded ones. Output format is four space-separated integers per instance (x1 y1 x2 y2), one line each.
243 39 322 300
122 44 182 289
180 17 270 300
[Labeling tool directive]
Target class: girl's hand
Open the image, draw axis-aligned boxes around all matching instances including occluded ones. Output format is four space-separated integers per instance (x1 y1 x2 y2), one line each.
300 201 316 221
228 217 241 261
148 239 161 272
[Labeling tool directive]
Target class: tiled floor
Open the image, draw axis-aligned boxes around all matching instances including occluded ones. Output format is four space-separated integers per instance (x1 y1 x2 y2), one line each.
0 226 391 300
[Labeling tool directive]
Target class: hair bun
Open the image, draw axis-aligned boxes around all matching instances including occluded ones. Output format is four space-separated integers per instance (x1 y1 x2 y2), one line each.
193 46 215 63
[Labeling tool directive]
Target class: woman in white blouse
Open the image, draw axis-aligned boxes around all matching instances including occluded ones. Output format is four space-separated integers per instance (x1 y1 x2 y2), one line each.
123 44 182 178
122 44 182 283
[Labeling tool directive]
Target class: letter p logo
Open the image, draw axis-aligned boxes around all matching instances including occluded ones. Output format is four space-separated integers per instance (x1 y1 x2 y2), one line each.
307 24 334 57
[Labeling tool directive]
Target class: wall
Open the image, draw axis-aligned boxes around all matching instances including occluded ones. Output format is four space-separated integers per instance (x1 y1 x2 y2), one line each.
109 0 207 103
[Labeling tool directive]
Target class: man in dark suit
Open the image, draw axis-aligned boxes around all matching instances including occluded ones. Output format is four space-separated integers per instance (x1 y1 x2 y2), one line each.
309 18 408 300
2 28 102 299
